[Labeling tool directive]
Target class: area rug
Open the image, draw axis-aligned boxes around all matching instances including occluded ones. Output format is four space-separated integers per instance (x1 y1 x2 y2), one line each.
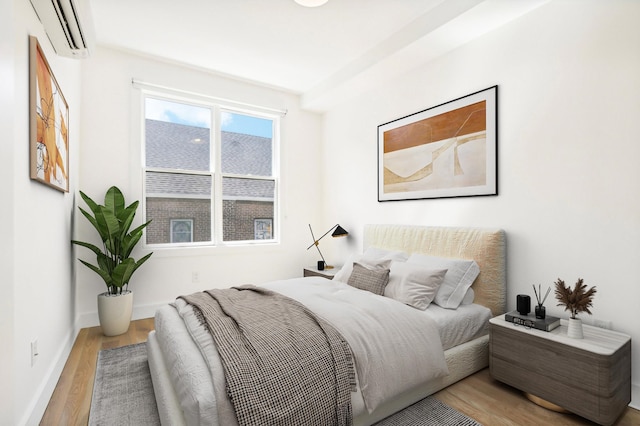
374 397 482 426
89 342 160 426
89 342 482 426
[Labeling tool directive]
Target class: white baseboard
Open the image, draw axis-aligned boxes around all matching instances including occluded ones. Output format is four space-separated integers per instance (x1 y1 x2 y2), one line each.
22 327 76 426
76 302 164 329
132 302 164 322
631 383 640 410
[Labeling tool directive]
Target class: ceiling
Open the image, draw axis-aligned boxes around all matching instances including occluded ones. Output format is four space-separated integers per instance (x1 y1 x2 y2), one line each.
89 0 548 110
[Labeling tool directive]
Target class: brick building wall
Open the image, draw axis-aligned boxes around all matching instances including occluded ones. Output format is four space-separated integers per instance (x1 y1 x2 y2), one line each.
223 200 274 241
146 197 273 244
146 198 211 244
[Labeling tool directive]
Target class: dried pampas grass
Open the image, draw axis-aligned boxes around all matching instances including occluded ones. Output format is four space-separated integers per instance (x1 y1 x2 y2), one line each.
554 278 597 319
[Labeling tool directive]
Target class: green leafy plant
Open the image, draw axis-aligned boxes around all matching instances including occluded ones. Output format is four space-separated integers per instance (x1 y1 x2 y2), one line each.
72 186 153 295
554 278 597 319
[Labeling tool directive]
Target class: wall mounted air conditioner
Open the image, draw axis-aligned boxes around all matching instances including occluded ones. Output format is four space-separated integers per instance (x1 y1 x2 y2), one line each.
29 0 95 59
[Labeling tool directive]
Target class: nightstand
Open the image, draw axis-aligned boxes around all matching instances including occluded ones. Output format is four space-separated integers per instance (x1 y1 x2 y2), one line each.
489 314 631 425
303 267 339 280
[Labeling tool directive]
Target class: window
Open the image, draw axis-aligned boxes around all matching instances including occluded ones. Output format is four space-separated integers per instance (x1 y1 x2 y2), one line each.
143 95 278 246
170 219 193 243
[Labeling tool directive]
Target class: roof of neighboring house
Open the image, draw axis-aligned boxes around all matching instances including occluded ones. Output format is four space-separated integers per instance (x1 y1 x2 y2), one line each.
145 119 273 199
145 119 211 171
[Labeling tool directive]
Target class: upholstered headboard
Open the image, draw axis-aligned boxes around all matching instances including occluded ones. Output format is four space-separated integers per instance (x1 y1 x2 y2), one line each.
363 224 506 316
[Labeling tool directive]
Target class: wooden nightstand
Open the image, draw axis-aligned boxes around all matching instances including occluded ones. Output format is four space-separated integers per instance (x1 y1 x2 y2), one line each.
303 267 339 280
489 314 631 425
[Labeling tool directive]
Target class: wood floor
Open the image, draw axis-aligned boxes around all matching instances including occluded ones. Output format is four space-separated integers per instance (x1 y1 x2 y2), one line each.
41 318 640 426
434 370 640 426
40 318 154 425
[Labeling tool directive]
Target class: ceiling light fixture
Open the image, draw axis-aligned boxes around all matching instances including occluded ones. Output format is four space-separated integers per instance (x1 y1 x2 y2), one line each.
295 0 328 7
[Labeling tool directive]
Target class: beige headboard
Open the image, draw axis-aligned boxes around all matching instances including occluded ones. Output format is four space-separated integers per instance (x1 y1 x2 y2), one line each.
363 224 506 316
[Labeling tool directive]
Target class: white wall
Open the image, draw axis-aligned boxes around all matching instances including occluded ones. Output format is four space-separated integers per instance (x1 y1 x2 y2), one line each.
75 48 324 325
322 0 640 403
0 1 16 423
4 1 83 424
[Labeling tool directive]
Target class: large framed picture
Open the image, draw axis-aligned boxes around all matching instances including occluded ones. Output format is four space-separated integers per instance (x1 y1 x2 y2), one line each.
29 36 69 192
378 85 497 201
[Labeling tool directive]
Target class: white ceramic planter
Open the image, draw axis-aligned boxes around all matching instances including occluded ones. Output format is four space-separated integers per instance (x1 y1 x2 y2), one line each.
567 317 584 339
97 291 133 336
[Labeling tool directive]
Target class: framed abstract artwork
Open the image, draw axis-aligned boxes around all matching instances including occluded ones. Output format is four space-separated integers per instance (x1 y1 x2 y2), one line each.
378 86 497 201
29 36 69 192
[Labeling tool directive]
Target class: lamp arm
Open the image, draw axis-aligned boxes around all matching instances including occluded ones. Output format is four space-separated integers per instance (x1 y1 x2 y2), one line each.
315 243 327 266
306 224 339 250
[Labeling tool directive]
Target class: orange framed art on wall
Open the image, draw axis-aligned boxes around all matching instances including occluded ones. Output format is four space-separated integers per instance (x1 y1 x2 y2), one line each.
29 35 69 192
378 86 497 202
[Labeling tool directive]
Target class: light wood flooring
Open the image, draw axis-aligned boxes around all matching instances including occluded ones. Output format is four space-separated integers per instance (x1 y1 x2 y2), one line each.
41 318 640 425
40 318 154 425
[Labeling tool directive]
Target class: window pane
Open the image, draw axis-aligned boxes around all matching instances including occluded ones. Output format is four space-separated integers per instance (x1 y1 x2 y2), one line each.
146 171 211 244
222 177 274 241
221 112 272 176
145 98 211 171
171 219 193 243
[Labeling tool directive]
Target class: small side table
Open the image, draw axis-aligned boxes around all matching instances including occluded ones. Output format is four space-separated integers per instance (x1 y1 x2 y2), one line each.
489 314 631 425
303 266 339 280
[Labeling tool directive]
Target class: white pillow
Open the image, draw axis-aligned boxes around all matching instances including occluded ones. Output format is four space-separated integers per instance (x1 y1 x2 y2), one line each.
332 255 358 283
461 287 475 305
362 247 409 262
384 261 448 310
407 254 480 309
333 247 408 283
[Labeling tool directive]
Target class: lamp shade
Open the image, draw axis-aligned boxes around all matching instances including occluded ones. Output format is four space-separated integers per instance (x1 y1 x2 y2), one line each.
331 225 348 238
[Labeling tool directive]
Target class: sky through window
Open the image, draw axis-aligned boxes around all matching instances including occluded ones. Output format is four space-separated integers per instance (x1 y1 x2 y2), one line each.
145 98 272 138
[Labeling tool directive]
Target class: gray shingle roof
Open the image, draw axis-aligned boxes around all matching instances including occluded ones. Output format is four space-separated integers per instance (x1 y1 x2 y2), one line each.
146 120 210 170
222 132 272 175
223 177 275 199
145 119 273 199
146 171 211 197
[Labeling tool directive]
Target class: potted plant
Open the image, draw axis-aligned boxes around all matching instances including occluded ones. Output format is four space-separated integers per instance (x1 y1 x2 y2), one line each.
554 278 597 339
72 186 153 336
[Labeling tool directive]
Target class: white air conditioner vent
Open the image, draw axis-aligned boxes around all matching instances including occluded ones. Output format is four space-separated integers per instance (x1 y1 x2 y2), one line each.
29 0 95 59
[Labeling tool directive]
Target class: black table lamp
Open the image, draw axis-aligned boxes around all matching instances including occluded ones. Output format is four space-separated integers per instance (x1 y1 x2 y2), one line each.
307 224 348 269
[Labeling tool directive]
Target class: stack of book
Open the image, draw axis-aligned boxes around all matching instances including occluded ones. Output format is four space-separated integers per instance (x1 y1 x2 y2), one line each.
505 310 560 331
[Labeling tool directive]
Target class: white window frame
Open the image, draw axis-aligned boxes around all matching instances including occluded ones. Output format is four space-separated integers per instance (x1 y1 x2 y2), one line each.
140 89 280 249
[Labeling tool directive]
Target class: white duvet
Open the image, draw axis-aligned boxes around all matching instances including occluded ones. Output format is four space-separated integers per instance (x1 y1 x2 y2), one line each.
156 277 450 426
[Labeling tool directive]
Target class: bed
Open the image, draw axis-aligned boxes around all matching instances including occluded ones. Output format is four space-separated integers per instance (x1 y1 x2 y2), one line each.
147 224 506 425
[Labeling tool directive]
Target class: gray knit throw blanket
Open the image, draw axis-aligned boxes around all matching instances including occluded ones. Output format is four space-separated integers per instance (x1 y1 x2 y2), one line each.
180 285 355 426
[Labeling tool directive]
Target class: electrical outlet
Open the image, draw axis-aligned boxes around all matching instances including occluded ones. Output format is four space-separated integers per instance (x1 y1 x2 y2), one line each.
593 319 612 330
192 271 200 283
31 339 39 367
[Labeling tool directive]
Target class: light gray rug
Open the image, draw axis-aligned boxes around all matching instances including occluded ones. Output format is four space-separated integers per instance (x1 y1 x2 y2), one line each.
374 397 482 426
89 343 160 426
90 343 482 426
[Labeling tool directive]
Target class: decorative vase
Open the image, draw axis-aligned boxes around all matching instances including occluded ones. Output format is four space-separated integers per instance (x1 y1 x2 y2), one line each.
97 291 133 336
535 304 546 319
567 317 583 339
